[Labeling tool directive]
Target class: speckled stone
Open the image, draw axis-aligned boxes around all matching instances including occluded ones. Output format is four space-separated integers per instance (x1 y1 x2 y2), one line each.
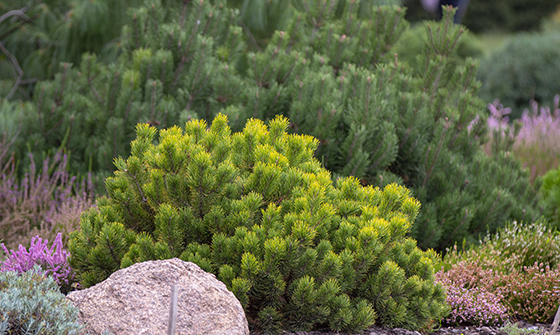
66 258 249 335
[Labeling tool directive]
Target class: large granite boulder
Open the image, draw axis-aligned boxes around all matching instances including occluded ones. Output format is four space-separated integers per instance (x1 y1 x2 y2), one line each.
66 258 249 335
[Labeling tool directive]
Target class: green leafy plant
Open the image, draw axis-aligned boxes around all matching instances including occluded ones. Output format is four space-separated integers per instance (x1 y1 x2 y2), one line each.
68 114 448 333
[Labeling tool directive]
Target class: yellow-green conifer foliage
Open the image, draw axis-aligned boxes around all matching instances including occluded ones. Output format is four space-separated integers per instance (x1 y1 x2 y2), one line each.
68 114 447 333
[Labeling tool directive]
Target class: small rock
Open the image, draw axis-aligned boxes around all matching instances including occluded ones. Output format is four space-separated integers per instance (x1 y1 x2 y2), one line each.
66 258 249 335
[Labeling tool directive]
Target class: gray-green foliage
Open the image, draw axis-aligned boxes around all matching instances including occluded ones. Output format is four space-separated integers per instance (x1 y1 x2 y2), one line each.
0 265 83 335
68 115 448 333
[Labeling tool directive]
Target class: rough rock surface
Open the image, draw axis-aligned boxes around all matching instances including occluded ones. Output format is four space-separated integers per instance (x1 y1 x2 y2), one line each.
66 258 249 335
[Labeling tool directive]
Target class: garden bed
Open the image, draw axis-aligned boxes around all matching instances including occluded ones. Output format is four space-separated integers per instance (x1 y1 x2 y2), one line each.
249 320 552 335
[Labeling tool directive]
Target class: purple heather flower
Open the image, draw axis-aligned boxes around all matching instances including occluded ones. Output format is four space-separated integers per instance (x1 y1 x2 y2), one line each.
486 99 511 133
1 233 74 287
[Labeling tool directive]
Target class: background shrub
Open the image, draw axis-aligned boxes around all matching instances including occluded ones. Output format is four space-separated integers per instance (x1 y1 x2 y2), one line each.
402 0 560 33
392 23 484 69
478 31 560 119
0 265 83 334
0 0 144 99
540 167 560 230
68 115 448 333
3 0 541 252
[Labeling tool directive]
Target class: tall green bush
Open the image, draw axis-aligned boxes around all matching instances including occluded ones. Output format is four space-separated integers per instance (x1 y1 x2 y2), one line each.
402 0 560 33
68 115 448 333
8 0 540 251
478 30 560 119
540 167 560 229
0 0 144 100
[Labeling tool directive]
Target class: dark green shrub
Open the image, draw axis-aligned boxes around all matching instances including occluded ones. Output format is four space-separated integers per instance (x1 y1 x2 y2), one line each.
393 23 484 69
12 0 540 251
0 265 84 334
68 114 448 333
478 31 560 119
540 167 560 229
402 0 560 33
0 0 144 99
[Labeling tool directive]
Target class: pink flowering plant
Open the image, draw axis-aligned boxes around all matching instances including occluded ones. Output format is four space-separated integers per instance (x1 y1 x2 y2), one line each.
438 220 560 324
435 261 509 326
1 233 76 294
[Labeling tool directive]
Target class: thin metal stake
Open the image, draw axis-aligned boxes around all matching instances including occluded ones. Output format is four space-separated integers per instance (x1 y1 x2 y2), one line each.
168 284 178 335
550 303 560 335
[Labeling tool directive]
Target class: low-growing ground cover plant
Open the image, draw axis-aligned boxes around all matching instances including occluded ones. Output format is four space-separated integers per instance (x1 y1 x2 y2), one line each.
435 260 508 326
0 265 84 334
438 220 560 324
68 114 448 333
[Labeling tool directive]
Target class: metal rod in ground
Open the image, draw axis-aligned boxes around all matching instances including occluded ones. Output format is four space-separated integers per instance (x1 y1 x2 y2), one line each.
168 284 178 335
551 303 560 335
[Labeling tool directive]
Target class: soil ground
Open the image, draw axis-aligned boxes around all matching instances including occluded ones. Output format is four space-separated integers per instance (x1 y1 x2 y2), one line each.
250 320 553 335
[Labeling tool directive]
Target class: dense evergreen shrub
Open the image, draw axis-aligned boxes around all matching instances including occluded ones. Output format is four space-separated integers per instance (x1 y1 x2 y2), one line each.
402 0 560 33
0 265 83 334
478 31 560 119
540 167 560 229
68 114 448 332
0 0 145 100
392 23 484 69
7 0 540 251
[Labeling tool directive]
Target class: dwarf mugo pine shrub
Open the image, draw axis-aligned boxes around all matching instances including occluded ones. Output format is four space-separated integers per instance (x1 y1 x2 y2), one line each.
68 115 447 333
